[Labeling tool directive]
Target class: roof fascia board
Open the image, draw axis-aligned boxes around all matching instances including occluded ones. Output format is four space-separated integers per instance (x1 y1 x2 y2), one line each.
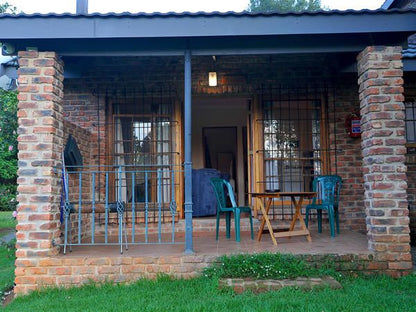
0 12 415 40
11 33 409 56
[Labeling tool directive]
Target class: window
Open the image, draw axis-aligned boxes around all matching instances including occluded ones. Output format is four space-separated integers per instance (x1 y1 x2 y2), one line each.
405 101 416 143
113 99 178 208
262 99 324 192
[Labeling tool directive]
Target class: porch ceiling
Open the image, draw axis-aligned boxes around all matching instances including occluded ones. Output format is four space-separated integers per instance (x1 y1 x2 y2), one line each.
61 53 355 81
0 10 415 56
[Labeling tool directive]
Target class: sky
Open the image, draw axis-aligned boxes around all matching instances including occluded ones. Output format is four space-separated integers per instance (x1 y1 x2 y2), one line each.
5 0 387 14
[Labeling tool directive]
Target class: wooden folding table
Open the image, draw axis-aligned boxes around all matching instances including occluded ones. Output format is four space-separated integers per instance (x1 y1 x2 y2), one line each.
251 192 316 245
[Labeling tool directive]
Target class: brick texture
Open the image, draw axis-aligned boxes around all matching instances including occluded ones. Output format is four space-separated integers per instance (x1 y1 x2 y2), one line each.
16 51 64 258
62 119 95 240
13 252 400 295
357 46 412 271
328 77 366 232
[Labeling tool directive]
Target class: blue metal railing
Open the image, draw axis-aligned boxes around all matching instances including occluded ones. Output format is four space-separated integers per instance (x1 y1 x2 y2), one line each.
60 164 183 254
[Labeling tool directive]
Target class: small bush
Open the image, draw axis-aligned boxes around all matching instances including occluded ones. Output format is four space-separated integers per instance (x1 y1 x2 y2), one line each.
0 89 18 211
203 252 337 279
0 239 16 297
0 184 17 211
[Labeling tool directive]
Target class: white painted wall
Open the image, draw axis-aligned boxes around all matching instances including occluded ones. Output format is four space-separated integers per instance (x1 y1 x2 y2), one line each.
192 97 249 205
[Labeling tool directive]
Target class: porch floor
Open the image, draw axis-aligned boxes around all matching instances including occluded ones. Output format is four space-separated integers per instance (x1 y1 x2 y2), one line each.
64 228 371 258
16 227 413 294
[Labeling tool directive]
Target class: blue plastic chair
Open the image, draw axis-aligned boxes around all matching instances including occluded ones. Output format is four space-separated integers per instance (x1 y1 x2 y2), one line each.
305 175 342 237
210 178 254 242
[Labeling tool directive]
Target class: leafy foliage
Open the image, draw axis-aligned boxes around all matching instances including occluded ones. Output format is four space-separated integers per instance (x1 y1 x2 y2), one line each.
0 239 16 298
0 2 17 14
248 0 323 13
203 252 336 279
0 90 18 211
0 211 17 232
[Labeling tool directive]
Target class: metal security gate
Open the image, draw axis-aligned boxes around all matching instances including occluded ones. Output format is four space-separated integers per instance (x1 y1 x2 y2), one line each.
251 85 334 220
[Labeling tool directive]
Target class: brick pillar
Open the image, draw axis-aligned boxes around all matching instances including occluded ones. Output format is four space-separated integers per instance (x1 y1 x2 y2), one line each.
357 46 412 275
16 51 64 259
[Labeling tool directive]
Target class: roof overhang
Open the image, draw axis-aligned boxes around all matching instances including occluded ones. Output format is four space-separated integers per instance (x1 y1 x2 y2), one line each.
0 10 415 56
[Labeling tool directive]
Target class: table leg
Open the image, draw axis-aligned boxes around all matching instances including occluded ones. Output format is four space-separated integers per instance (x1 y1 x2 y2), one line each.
256 199 267 241
256 198 277 245
288 196 312 242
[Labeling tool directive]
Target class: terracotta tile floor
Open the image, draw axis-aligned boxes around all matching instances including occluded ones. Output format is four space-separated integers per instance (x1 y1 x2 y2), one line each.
64 218 416 270
64 227 371 258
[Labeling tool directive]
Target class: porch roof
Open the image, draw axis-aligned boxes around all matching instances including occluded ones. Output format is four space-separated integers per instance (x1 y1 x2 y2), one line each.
0 9 415 56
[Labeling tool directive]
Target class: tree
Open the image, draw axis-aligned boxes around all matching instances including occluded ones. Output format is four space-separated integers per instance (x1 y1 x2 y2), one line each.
0 89 18 211
0 2 18 14
0 2 19 211
248 0 323 13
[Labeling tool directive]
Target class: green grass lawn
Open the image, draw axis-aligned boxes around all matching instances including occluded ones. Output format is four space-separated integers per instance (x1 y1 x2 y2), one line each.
0 240 15 298
0 211 16 235
0 211 17 299
4 274 416 311
1 217 415 311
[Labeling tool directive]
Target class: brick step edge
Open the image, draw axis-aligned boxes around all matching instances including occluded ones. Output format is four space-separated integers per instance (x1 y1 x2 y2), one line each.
218 276 342 294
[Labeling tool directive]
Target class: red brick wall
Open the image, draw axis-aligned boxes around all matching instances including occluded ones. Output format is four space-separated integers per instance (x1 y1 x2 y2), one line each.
63 91 104 167
13 252 395 295
328 77 366 232
357 46 411 272
16 51 64 259
62 119 94 201
62 119 95 241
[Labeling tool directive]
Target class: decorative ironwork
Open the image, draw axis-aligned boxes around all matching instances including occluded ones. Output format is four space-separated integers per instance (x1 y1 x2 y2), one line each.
257 85 334 220
59 165 183 253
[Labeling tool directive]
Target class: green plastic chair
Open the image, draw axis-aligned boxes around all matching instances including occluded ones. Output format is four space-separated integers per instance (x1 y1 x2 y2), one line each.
210 178 254 242
305 175 342 237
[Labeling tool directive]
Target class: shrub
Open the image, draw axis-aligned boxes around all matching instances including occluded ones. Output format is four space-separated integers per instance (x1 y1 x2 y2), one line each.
0 89 18 211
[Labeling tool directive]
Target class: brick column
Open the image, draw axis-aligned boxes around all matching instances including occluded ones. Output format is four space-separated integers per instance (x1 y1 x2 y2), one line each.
16 51 64 260
357 46 412 275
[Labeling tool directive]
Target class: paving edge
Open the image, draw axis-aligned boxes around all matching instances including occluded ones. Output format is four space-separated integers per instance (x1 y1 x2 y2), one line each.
218 276 342 294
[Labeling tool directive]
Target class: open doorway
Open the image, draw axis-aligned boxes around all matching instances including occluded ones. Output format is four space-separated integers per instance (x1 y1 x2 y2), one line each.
203 127 237 186
192 98 250 206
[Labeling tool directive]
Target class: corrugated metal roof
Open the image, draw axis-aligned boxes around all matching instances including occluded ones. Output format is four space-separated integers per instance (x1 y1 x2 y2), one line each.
0 7 414 56
0 8 415 19
0 7 413 41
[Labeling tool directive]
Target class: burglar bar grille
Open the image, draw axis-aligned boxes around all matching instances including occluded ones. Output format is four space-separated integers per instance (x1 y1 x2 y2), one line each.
110 87 180 223
60 164 183 253
257 85 333 220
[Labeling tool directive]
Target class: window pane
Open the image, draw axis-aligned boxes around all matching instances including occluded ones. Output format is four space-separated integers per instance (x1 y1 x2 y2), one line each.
406 102 416 143
263 100 321 193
